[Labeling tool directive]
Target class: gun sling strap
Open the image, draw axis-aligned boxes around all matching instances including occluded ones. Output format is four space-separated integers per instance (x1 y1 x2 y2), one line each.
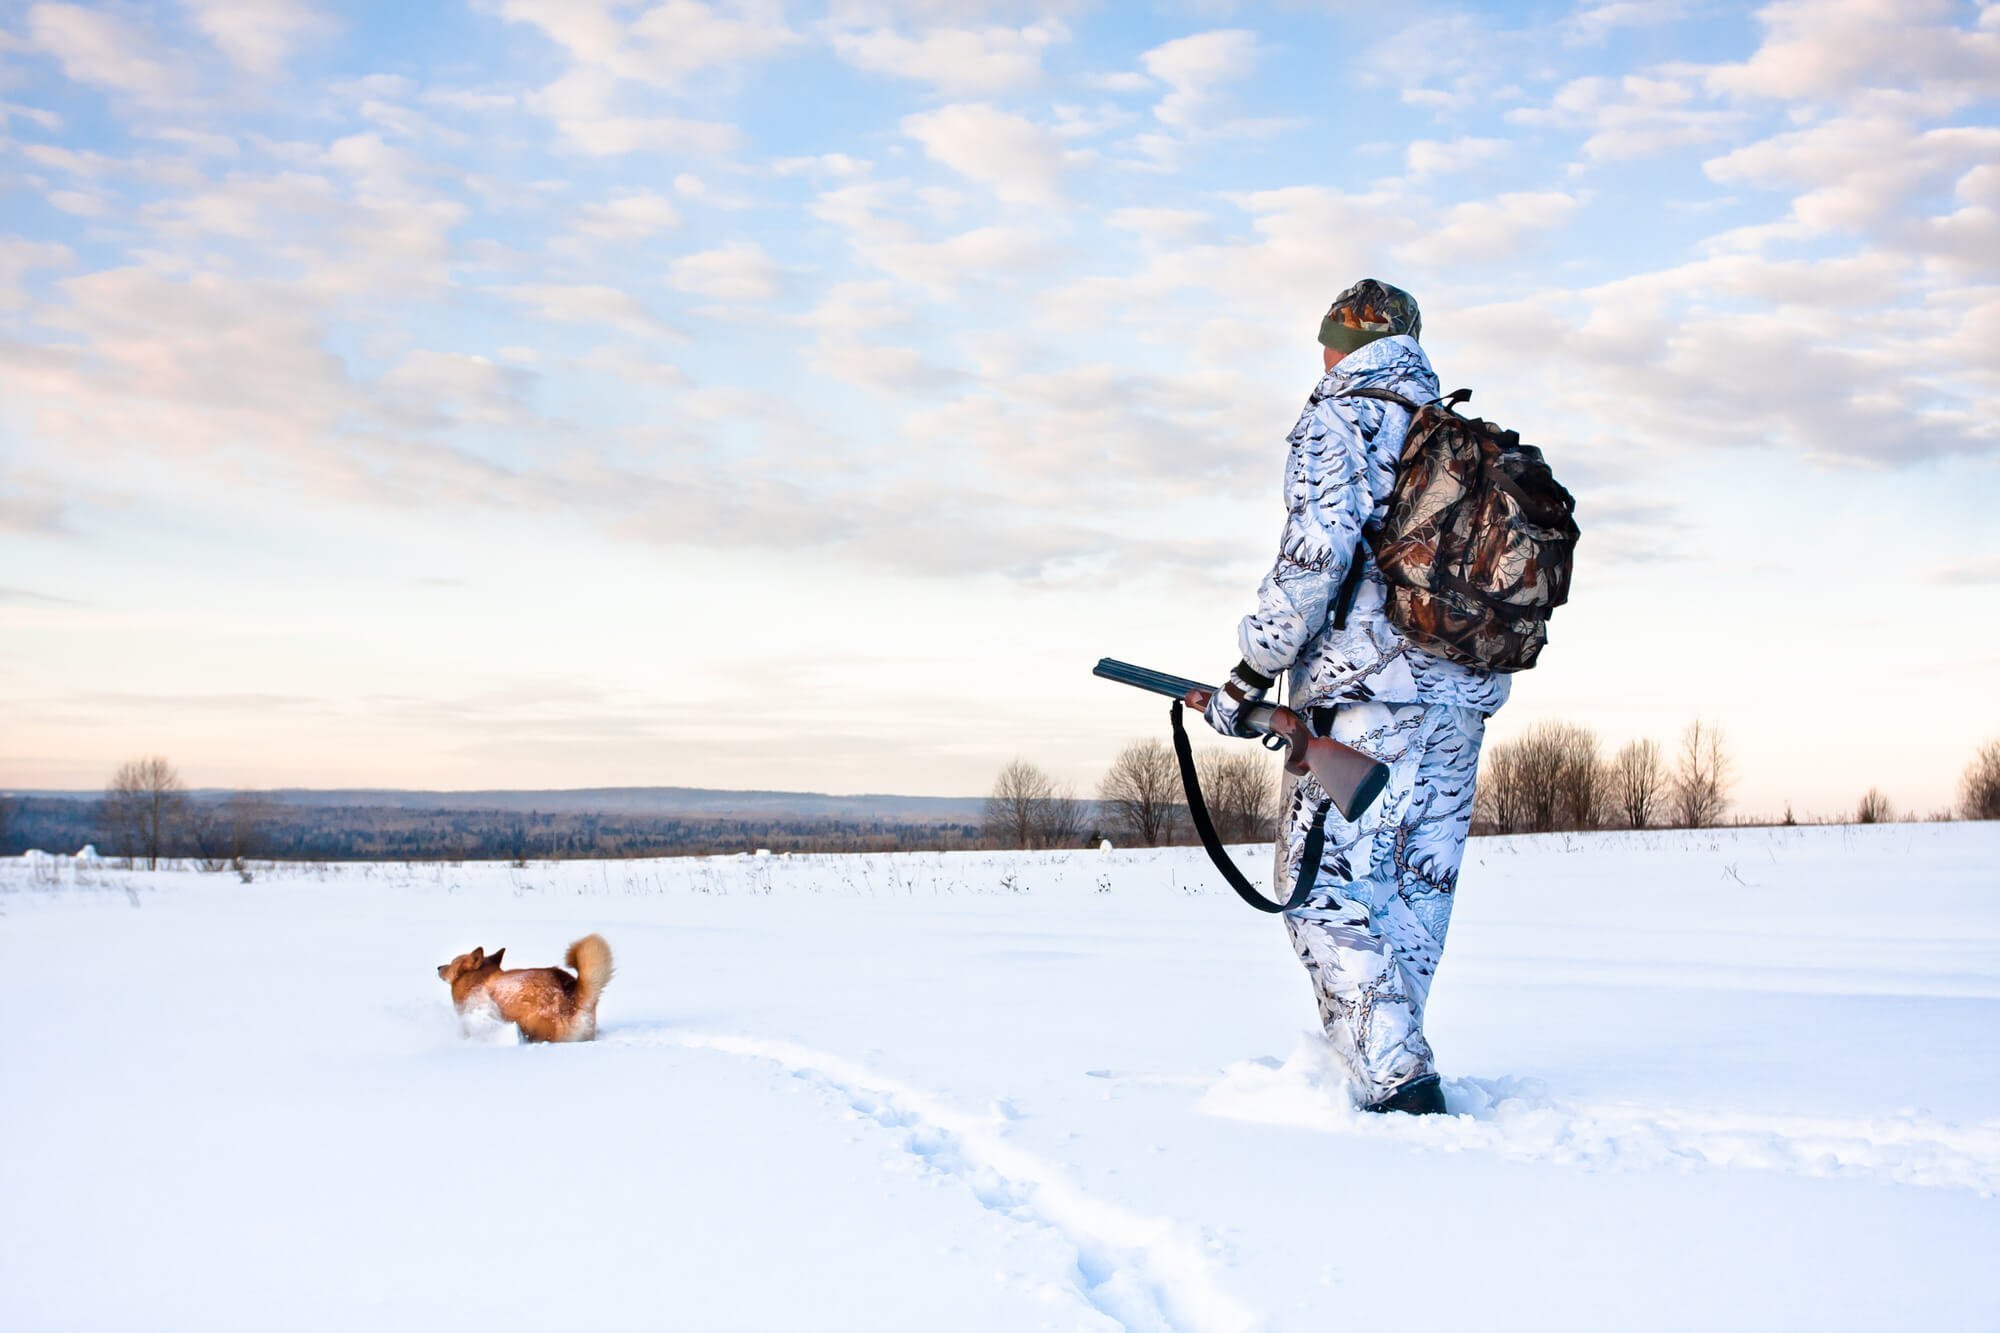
1169 700 1332 914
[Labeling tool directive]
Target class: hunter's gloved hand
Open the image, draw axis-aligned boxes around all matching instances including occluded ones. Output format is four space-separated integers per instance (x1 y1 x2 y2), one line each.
1202 660 1276 738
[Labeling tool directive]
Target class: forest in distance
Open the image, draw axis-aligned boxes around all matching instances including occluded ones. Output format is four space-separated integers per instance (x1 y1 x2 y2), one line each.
0 787 985 865
5 730 1997 867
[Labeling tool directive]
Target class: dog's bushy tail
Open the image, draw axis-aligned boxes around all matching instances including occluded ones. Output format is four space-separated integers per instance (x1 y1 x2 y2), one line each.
566 934 613 1011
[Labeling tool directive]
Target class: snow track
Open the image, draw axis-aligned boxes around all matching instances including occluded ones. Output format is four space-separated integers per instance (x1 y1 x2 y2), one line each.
1201 1039 2000 1195
613 1029 1258 1333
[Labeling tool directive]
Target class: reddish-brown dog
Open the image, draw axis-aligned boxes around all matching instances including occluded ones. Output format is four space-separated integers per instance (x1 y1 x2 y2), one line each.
437 935 613 1043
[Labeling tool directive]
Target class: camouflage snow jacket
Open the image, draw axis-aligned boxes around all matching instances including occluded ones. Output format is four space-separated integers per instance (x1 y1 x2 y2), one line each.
1235 335 1510 715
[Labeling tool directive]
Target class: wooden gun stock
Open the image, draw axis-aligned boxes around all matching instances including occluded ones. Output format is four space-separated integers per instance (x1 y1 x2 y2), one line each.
1262 705 1392 823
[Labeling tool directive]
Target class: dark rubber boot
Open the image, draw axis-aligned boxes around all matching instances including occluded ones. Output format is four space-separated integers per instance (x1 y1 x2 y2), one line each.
1363 1073 1448 1116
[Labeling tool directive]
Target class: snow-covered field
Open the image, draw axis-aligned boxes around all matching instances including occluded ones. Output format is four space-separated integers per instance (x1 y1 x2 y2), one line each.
4 824 1997 1332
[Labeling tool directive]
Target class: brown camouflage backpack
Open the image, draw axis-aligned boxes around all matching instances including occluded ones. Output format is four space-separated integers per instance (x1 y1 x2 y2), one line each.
1340 387 1579 672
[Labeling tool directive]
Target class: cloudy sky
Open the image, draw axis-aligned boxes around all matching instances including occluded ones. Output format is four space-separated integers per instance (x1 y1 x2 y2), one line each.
2 0 1996 817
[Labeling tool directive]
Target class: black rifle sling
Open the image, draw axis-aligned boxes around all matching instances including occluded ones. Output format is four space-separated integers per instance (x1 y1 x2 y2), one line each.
1169 700 1330 914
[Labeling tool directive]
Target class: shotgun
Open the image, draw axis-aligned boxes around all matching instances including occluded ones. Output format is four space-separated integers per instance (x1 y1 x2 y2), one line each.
1092 658 1390 823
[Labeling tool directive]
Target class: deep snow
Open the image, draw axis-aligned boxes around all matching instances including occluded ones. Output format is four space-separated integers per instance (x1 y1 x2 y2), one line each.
3 823 1997 1331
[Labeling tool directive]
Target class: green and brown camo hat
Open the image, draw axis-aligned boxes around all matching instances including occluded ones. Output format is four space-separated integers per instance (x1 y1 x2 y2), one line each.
1318 278 1422 353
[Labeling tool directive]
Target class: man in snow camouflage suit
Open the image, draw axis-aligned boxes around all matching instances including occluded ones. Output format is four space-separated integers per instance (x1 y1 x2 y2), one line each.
1201 279 1506 1116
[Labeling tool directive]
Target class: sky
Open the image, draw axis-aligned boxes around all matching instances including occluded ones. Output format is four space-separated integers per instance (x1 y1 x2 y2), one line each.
1 0 1997 818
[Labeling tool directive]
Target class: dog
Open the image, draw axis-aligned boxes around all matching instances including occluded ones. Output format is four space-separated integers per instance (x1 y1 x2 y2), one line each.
436 934 613 1043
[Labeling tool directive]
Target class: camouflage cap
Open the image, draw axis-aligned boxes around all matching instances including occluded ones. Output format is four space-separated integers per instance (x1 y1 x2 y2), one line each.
1318 278 1422 353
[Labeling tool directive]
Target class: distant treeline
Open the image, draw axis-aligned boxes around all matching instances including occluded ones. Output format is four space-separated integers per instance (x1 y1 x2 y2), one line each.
0 794 984 862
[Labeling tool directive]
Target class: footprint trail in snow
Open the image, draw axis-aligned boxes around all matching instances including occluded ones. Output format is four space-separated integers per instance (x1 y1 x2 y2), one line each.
609 1028 1259 1333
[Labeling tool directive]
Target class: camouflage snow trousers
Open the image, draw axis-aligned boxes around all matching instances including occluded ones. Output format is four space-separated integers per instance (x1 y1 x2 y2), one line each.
1276 700 1486 1104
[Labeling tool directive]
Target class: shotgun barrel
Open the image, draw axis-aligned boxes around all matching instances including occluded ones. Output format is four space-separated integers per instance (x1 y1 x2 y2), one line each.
1093 657 1286 737
1091 655 1391 823
1091 659 1208 699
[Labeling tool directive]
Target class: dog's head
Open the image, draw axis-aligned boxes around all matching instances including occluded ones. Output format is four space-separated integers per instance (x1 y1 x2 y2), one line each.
436 946 506 984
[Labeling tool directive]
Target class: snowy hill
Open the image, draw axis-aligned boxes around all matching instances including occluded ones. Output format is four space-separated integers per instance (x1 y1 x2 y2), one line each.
3 823 1996 1331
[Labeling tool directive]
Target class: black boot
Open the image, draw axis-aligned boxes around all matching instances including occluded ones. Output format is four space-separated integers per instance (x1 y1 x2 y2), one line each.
1363 1073 1447 1116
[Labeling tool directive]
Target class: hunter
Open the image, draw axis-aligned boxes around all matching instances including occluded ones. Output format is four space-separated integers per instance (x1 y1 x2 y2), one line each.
1196 280 1509 1116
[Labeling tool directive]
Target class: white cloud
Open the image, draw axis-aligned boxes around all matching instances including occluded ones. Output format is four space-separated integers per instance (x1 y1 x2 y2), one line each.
528 69 742 156
569 344 690 387
498 0 801 83
807 338 966 395
901 103 1074 206
672 172 751 208
47 190 112 218
1563 0 1693 45
26 3 187 102
797 280 914 336
628 0 802 75
1447 252 1997 470
863 223 1064 296
422 87 520 114
1510 74 1740 162
323 131 428 194
810 179 907 237
831 21 1064 95
1704 110 2000 266
1105 207 1214 245
141 126 241 158
574 189 683 240
0 100 64 131
0 238 73 308
666 241 784 302
1706 0 2000 103
1080 69 1151 94
1139 28 1257 131
21 143 121 178
1395 191 1583 267
378 350 537 427
498 283 678 337
772 153 872 179
1404 137 1510 179
22 265 363 469
180 0 335 77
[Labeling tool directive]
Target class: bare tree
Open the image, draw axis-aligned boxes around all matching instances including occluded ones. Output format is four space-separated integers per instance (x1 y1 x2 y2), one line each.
985 759 1049 850
1031 781 1087 849
1963 739 2000 821
102 756 187 870
188 793 269 871
1550 724 1605 832
985 760 1085 850
1608 738 1666 829
1671 720 1733 828
1475 743 1529 834
1199 749 1277 845
1099 740 1182 847
1477 721 1602 833
1856 788 1893 824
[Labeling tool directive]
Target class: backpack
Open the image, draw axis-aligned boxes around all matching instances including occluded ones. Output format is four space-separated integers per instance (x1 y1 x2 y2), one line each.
1336 387 1578 672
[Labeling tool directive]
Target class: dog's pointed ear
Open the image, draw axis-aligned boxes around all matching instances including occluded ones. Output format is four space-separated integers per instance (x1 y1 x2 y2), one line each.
468 947 484 966
487 948 505 969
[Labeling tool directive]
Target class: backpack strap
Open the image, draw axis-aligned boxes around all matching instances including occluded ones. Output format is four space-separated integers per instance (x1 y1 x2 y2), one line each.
1330 541 1368 630
1341 386 1472 413
1341 386 1426 412
1330 384 1448 629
